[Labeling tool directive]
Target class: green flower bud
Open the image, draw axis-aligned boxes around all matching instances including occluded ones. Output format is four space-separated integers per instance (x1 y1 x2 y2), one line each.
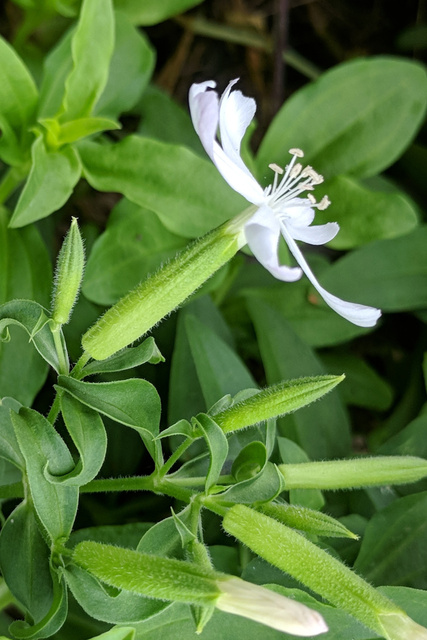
214 375 344 433
82 217 247 360
223 504 421 638
278 456 427 490
51 218 84 325
73 540 328 636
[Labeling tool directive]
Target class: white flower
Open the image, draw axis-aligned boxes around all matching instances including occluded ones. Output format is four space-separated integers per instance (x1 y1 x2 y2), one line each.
216 576 328 636
189 79 381 327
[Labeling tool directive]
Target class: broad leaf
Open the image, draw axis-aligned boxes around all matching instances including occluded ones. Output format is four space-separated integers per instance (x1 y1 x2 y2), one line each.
257 57 427 179
113 0 204 25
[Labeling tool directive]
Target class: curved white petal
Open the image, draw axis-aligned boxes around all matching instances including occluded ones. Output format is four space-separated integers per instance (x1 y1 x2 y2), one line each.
189 81 264 205
286 221 339 245
245 207 303 282
189 81 219 160
280 225 381 327
219 79 257 178
280 199 315 227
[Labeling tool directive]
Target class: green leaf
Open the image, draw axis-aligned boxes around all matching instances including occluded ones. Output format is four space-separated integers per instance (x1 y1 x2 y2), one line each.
60 0 115 121
88 628 136 640
259 502 358 540
277 437 324 510
137 515 184 559
81 337 164 377
185 314 256 410
38 29 74 119
95 11 155 118
0 501 53 624
320 226 427 311
56 375 161 463
40 116 121 147
83 199 186 306
65 563 169 624
247 297 351 458
10 408 78 543
44 393 107 486
10 136 81 228
138 86 203 154
193 414 228 493
0 299 65 373
354 491 427 589
0 397 24 468
320 352 393 411
168 297 235 424
231 441 267 482
0 36 38 165
213 461 284 504
113 0 204 25
257 57 427 179
378 414 427 458
0 209 52 403
78 136 246 238
316 175 419 249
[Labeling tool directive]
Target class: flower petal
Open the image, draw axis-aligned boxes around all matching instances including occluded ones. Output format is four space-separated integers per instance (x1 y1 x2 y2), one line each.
189 80 219 160
219 79 257 177
189 81 264 205
280 225 381 327
286 221 339 245
281 199 315 227
245 206 303 282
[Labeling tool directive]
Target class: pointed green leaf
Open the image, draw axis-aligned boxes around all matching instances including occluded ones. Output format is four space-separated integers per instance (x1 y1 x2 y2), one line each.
10 408 78 543
0 37 38 165
193 414 228 493
81 337 164 377
114 0 204 25
259 502 358 540
44 393 107 486
10 136 81 227
56 375 161 463
60 0 115 121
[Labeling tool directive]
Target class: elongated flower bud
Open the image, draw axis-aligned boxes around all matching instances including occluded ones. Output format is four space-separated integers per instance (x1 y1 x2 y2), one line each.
82 217 247 360
278 456 427 490
73 540 328 635
223 505 425 638
51 218 85 325
214 375 344 433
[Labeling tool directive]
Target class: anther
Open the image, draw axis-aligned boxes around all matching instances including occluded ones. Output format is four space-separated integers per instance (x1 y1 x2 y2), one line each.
307 194 316 204
317 195 331 210
289 148 304 158
269 163 284 174
290 163 302 178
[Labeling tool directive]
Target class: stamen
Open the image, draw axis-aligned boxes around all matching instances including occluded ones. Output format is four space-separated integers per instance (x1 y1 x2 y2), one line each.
301 166 324 184
269 163 284 174
289 148 304 158
290 163 302 179
317 195 331 210
307 194 316 204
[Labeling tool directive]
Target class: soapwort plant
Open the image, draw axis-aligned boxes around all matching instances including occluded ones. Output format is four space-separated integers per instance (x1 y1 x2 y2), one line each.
0 1 427 640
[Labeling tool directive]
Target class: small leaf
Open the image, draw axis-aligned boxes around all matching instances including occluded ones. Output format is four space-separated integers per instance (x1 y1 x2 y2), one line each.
45 393 107 486
214 461 284 505
56 375 161 464
10 136 81 228
193 413 228 493
231 441 267 482
259 502 359 539
81 337 164 377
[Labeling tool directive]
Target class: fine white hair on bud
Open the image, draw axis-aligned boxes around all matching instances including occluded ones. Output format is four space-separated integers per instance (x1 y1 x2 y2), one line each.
51 217 85 326
216 577 328 636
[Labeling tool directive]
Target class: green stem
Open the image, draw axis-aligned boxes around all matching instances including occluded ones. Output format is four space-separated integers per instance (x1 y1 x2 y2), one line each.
80 475 195 503
70 351 91 379
47 392 62 425
158 438 193 479
169 474 235 487
51 324 69 375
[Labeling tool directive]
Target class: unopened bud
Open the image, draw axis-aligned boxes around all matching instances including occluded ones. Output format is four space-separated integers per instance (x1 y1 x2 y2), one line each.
51 218 84 325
